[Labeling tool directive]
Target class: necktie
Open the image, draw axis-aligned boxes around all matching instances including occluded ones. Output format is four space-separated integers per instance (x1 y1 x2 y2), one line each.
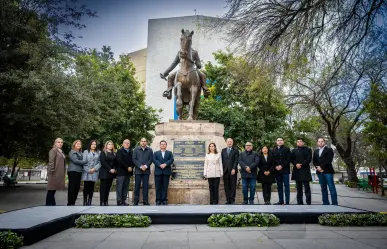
227 148 231 155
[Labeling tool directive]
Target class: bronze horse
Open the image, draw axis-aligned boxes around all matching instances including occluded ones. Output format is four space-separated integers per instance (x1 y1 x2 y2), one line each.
173 29 201 120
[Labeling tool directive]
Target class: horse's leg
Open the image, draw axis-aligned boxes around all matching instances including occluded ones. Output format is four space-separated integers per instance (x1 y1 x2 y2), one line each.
193 93 200 120
175 82 183 120
187 84 198 121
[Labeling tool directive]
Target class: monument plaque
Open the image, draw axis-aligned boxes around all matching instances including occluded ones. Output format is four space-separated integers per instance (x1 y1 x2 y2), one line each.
173 140 205 180
173 140 206 158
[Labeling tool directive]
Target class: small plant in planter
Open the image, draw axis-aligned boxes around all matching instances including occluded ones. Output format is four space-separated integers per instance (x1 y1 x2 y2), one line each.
0 231 23 249
318 213 387 226
75 214 152 228
208 213 280 227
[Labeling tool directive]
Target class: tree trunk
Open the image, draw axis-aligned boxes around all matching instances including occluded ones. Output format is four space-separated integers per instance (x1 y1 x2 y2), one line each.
342 156 358 182
11 160 17 177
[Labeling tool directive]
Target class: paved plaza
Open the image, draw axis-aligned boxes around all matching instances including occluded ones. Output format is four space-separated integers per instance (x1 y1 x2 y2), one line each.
1 184 386 212
21 224 387 249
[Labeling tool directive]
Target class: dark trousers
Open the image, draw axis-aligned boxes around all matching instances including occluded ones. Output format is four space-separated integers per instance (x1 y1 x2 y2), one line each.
276 174 290 204
242 177 256 202
208 177 220 204
134 174 149 203
296 181 311 204
46 190 56 206
262 183 272 203
155 174 170 202
223 170 237 203
116 176 130 203
83 181 95 201
67 171 82 205
100 179 113 204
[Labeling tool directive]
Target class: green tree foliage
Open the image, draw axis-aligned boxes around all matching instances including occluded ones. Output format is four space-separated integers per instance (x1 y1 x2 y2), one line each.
364 83 387 172
0 1 159 171
198 52 289 149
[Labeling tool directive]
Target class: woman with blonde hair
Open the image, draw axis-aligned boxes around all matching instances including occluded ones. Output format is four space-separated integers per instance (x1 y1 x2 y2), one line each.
203 143 223 205
46 138 66 206
67 140 88 206
99 140 116 206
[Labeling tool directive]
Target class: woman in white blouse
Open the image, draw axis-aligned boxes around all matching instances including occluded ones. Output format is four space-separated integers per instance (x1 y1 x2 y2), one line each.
204 143 223 205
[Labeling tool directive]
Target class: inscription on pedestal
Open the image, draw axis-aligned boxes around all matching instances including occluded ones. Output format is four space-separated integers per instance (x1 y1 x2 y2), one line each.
173 140 206 180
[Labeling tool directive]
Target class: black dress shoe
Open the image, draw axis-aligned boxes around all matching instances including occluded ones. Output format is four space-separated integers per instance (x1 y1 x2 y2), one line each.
133 202 139 206
156 201 161 206
162 200 168 205
242 201 248 205
122 201 129 206
117 201 122 206
143 202 150 206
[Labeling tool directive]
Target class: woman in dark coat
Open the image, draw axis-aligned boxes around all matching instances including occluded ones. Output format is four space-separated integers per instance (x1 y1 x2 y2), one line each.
257 146 276 204
99 140 116 206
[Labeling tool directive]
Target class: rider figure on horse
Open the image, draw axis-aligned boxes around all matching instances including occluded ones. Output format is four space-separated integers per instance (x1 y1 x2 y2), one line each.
160 30 210 99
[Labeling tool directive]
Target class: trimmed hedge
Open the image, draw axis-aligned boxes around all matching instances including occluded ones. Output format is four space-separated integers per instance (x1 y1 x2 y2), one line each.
0 231 23 249
208 213 280 227
75 214 151 228
318 213 387 226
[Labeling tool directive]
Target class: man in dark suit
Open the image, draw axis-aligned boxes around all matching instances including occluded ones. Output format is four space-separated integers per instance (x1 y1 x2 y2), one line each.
132 138 153 206
272 137 291 205
239 142 260 204
221 138 239 204
313 137 338 205
153 140 174 205
291 138 312 205
116 139 134 206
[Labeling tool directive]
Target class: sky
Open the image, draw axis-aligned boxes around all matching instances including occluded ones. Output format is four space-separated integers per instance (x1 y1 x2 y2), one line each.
70 0 228 57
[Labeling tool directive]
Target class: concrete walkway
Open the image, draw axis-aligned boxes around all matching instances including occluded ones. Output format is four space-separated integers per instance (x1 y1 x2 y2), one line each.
1 184 386 212
21 224 387 249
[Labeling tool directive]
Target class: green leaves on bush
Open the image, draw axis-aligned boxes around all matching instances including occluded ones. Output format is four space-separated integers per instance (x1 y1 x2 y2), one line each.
208 213 280 227
318 213 387 226
0 231 23 249
74 214 151 228
344 181 356 188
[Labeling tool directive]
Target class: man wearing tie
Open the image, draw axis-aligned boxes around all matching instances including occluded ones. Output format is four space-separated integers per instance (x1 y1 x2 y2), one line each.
153 140 174 205
272 137 291 205
313 137 338 205
221 138 239 204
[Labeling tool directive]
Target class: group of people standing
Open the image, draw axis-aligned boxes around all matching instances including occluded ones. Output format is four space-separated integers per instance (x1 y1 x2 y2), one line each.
46 136 337 206
46 138 174 206
205 137 337 206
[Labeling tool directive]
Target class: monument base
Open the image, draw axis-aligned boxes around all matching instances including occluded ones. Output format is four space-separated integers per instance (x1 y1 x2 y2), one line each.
137 120 245 205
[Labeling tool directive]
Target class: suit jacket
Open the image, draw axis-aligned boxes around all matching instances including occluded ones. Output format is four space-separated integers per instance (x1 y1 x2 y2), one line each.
271 146 291 174
221 147 239 173
132 146 153 175
313 147 335 174
257 154 276 183
239 150 260 178
116 147 134 177
99 151 116 180
153 150 174 176
291 146 312 181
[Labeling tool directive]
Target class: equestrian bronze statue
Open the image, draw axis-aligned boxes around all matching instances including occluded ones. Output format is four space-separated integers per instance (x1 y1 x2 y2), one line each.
160 29 210 120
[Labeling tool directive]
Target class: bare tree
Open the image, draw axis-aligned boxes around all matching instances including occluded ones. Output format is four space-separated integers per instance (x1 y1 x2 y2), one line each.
219 0 386 71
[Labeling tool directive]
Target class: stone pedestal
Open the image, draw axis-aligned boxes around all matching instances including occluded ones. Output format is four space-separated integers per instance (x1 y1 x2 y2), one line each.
136 120 243 204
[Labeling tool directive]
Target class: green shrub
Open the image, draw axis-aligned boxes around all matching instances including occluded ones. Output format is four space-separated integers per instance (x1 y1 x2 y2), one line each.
318 213 387 226
208 213 280 227
0 231 23 249
344 181 356 188
74 214 151 228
